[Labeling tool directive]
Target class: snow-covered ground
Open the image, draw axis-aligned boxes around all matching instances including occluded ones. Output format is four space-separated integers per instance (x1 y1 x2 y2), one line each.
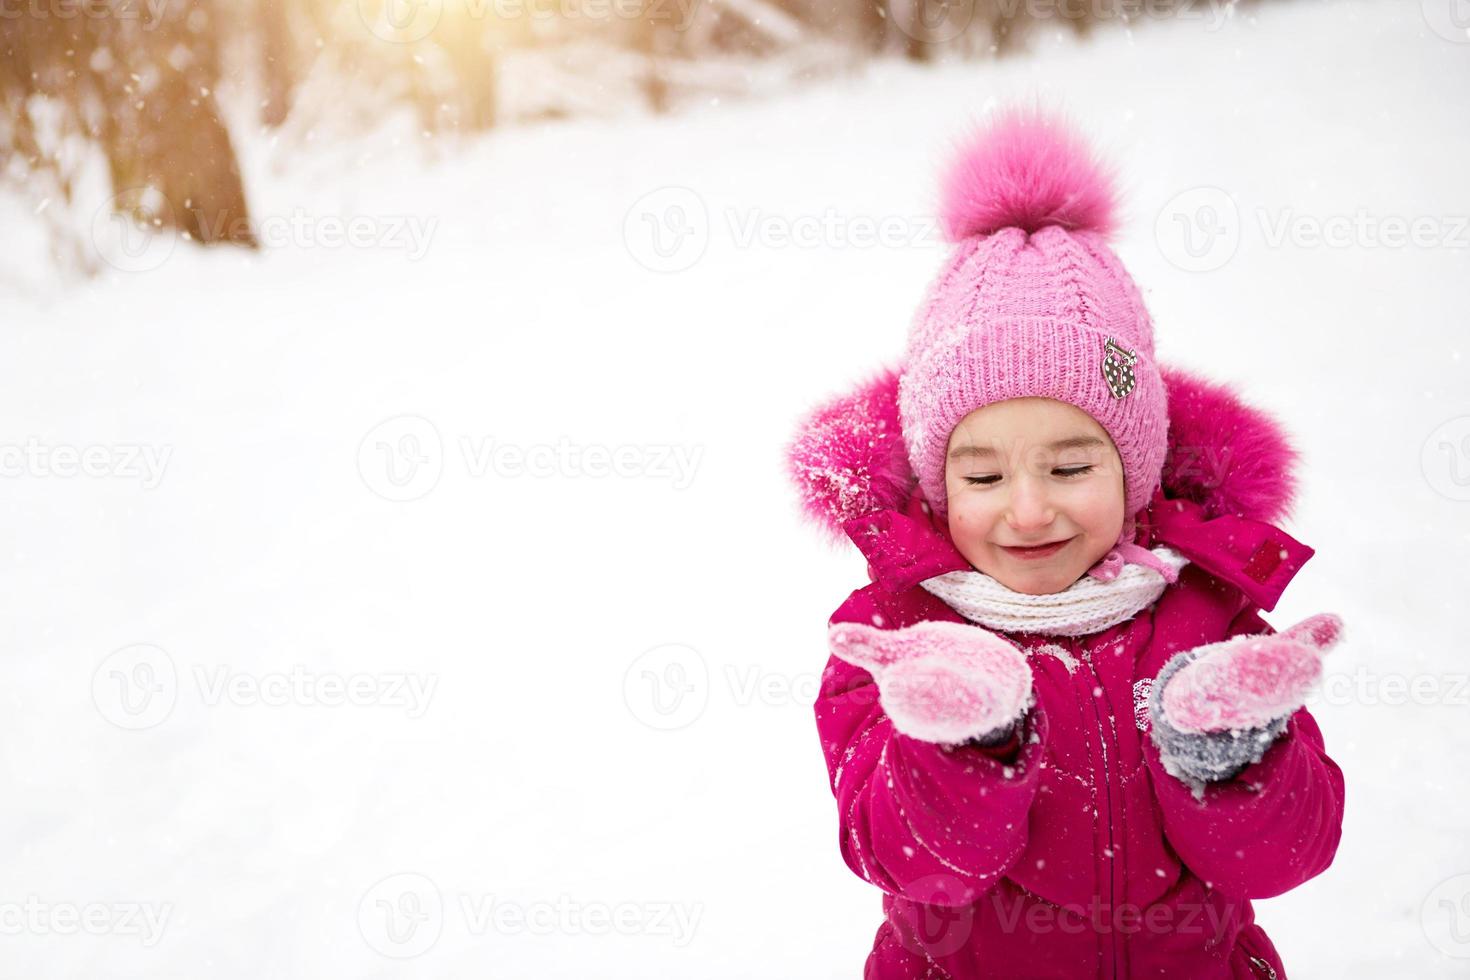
2 0 1468 976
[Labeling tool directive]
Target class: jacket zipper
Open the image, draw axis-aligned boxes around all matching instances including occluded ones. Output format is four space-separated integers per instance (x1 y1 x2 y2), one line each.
1248 955 1278 978
1070 633 1119 980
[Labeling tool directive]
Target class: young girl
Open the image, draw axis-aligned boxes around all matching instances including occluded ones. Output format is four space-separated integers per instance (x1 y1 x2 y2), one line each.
786 107 1345 979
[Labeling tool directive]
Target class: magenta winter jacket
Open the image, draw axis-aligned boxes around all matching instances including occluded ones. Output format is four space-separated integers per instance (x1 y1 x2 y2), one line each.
793 366 1345 979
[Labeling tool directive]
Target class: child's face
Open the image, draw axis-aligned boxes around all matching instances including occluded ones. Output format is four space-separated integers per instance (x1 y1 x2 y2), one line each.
943 397 1126 596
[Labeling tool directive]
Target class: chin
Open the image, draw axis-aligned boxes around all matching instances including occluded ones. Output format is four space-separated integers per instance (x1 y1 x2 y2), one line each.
1003 575 1066 596
986 563 1079 595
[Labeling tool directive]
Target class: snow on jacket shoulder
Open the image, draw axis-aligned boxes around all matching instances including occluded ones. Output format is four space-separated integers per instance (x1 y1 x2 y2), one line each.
790 365 1345 980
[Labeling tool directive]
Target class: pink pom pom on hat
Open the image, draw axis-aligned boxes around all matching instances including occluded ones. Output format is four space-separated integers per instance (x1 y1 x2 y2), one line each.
899 105 1170 563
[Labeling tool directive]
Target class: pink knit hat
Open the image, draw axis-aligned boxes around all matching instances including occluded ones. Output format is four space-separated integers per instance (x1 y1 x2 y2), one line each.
899 106 1169 558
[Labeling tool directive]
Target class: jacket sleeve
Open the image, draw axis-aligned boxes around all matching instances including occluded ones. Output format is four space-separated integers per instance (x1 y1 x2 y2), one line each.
814 589 1049 906
1146 605 1346 900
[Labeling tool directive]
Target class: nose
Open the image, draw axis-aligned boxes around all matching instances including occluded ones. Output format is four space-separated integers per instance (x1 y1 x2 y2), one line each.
1005 474 1056 533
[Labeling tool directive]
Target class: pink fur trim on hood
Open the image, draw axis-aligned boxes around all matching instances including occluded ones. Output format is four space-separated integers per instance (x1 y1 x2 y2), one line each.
785 364 1302 543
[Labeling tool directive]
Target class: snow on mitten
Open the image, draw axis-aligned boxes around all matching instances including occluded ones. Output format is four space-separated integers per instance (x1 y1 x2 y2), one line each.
1149 613 1343 793
827 620 1034 747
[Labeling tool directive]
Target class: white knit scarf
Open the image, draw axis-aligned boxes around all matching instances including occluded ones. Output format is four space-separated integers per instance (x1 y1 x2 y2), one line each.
918 545 1190 637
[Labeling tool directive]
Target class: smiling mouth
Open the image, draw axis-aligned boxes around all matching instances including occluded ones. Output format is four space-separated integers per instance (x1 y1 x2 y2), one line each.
999 537 1074 560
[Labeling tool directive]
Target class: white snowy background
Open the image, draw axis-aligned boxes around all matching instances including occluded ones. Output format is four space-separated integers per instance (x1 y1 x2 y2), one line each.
2 0 1469 976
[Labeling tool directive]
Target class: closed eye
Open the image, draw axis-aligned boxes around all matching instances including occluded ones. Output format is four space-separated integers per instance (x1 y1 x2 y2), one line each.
963 465 1094 486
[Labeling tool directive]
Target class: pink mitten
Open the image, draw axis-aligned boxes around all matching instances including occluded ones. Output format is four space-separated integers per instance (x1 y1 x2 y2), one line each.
1159 613 1343 734
827 620 1034 746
